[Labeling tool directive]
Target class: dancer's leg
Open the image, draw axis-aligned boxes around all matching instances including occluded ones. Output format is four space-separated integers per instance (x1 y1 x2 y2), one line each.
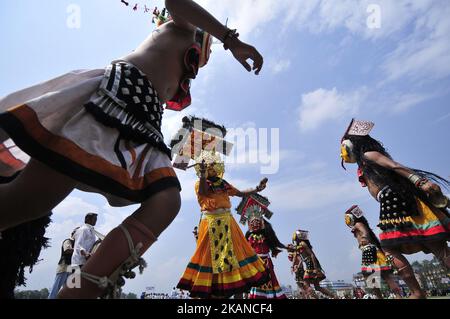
424 241 450 269
371 287 383 299
0 159 76 231
314 283 335 299
58 187 181 299
383 249 425 299
381 272 403 299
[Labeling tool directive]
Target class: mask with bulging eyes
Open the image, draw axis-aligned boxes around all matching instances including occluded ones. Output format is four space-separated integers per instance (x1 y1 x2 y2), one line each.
340 139 357 164
249 218 263 232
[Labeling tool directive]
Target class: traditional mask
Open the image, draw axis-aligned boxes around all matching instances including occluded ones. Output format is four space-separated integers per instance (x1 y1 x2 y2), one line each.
340 119 374 169
345 214 356 228
292 230 309 244
340 139 356 164
196 29 213 68
344 205 364 228
249 217 264 232
194 151 225 178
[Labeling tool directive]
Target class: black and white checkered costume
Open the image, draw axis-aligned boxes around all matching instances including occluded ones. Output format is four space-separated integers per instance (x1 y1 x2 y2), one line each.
84 61 170 158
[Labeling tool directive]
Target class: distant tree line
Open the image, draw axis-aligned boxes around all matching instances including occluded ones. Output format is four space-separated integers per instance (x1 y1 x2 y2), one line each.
411 257 449 295
15 288 49 299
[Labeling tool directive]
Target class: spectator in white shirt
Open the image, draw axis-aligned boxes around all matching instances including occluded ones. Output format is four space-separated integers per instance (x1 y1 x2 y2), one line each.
71 213 98 268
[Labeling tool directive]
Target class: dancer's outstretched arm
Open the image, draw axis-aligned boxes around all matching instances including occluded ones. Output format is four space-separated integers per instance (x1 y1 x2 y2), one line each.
234 178 268 197
363 151 443 196
165 0 263 74
354 222 370 246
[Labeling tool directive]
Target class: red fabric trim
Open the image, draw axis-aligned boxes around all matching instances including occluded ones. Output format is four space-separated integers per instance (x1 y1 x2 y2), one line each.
178 271 267 293
361 266 391 272
379 224 447 240
0 143 26 172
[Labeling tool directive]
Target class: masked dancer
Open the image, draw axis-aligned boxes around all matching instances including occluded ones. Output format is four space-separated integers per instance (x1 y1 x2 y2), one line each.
288 230 336 299
177 151 270 298
344 205 402 299
244 208 287 299
340 119 450 298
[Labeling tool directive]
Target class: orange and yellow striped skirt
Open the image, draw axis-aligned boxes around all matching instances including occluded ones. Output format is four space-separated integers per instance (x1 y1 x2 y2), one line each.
177 210 269 298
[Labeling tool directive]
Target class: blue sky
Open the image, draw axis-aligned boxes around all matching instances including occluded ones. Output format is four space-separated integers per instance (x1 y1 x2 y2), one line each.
1 0 449 295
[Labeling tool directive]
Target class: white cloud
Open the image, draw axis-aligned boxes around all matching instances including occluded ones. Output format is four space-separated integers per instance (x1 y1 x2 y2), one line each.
161 109 192 146
95 204 136 236
298 87 367 131
387 92 436 113
52 195 99 218
197 0 285 38
434 112 450 124
196 0 434 39
270 59 291 74
381 1 450 83
46 218 80 243
280 0 443 43
176 170 198 202
197 0 450 84
266 177 366 214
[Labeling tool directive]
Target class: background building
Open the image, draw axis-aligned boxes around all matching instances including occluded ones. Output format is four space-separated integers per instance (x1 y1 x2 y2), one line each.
320 280 354 298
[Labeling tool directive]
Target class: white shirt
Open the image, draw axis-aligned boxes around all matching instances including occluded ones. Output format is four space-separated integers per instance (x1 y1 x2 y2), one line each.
71 224 97 266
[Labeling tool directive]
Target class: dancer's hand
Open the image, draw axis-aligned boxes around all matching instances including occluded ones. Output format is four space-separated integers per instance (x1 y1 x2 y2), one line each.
420 180 442 196
228 39 263 75
256 177 268 192
199 160 207 177
81 250 91 258
360 238 369 247
422 181 449 208
272 249 281 258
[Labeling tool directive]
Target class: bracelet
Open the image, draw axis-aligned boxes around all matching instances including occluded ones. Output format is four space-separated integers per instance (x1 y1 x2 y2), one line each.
416 178 429 188
408 173 428 188
223 28 239 50
407 173 421 185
